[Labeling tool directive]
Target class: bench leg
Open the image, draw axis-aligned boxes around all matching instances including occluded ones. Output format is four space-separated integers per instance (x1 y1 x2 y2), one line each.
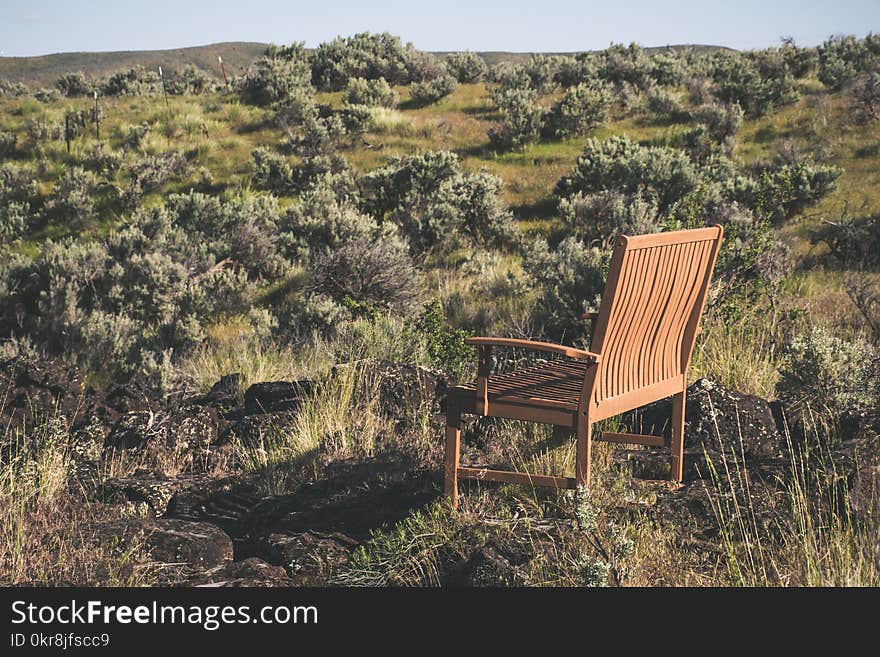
444 401 462 509
576 416 592 491
671 389 686 482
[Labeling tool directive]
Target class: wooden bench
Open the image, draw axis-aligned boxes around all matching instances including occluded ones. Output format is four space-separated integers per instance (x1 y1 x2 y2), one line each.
444 226 724 507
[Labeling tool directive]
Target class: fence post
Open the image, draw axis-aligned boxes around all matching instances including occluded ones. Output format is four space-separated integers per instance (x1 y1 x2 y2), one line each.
159 66 168 107
219 55 229 92
93 91 99 140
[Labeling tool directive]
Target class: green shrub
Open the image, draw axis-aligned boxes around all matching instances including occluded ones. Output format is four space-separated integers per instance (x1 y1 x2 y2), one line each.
0 131 17 159
0 168 30 241
81 143 124 179
778 326 880 420
343 77 396 107
275 91 346 158
44 167 98 225
649 52 685 86
701 202 790 309
251 147 296 195
691 101 744 143
239 43 312 105
810 214 880 269
404 300 472 377
709 50 798 117
120 152 190 210
545 83 612 139
523 237 610 344
554 54 599 88
749 156 842 223
556 135 699 213
850 72 880 123
523 54 559 93
357 150 515 254
310 32 437 90
99 66 160 96
444 52 487 83
409 74 458 105
0 78 29 99
25 119 62 153
598 43 653 89
558 190 661 246
164 64 220 95
644 87 683 119
780 39 818 79
488 86 545 151
56 72 94 97
818 34 880 90
310 220 420 312
33 88 61 103
490 62 532 90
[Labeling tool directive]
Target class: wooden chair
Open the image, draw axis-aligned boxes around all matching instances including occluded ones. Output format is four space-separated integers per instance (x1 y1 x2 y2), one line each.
444 226 723 508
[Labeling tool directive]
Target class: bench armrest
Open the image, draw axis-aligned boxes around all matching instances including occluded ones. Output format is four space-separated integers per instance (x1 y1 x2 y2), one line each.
465 337 600 363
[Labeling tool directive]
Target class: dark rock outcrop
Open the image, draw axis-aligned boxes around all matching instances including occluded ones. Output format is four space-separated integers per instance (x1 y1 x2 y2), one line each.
183 558 293 587
249 531 356 583
624 378 784 459
104 405 221 467
144 519 234 569
225 411 299 448
243 380 313 415
103 470 217 517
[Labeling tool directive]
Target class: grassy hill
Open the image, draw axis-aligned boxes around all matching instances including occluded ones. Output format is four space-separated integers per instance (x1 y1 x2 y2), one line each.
0 42 269 87
1 43 735 87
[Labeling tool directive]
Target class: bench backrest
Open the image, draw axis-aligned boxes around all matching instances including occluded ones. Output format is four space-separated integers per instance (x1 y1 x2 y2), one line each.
586 226 723 419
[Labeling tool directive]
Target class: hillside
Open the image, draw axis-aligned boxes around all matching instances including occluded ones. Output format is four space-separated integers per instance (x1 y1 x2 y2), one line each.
0 42 269 86
0 42 735 87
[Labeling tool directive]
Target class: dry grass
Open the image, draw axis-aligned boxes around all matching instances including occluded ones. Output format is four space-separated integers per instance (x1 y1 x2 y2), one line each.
0 406 154 585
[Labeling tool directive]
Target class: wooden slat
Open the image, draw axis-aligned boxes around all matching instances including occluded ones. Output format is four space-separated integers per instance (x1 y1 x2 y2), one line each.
621 226 723 249
589 374 685 421
458 467 576 489
597 431 666 447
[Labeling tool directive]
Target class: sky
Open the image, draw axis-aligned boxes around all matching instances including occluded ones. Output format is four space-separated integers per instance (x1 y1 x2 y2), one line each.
1 0 879 57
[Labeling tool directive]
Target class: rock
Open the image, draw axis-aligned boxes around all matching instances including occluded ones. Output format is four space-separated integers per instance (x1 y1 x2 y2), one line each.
103 470 216 517
655 475 790 544
184 558 293 587
614 446 711 482
103 379 157 414
460 542 531 587
105 406 220 462
145 519 233 569
623 378 784 459
105 410 160 451
247 456 438 542
196 373 243 412
168 405 219 453
250 532 355 583
244 381 313 415
226 411 299 448
0 356 111 434
654 480 720 539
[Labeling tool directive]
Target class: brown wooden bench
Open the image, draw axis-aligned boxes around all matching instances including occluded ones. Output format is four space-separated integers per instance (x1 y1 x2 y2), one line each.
444 226 724 507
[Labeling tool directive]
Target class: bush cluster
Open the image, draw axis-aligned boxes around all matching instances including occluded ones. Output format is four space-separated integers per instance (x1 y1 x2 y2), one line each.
488 86 545 151
311 32 442 90
409 74 458 105
444 52 487 83
357 150 516 254
343 77 396 108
